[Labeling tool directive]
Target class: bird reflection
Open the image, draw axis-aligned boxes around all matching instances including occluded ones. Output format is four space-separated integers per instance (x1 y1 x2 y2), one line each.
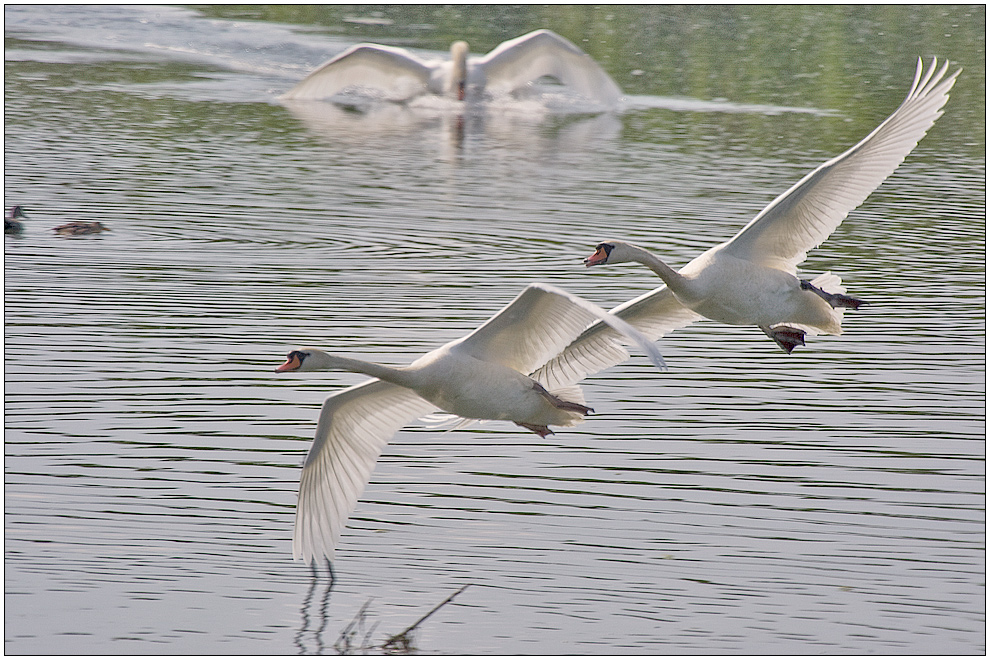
294 558 335 655
282 98 622 162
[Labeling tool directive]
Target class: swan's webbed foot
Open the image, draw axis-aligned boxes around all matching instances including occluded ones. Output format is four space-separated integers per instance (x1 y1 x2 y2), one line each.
760 324 806 354
532 382 593 415
800 279 867 310
830 291 867 309
515 422 553 438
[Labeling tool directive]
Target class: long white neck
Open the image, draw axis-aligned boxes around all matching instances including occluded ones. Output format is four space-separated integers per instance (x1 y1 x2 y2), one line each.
448 41 469 99
301 349 420 390
620 243 686 291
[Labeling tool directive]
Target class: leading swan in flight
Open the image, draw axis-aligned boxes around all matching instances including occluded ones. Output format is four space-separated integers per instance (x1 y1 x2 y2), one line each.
281 29 622 107
579 58 959 354
278 283 665 562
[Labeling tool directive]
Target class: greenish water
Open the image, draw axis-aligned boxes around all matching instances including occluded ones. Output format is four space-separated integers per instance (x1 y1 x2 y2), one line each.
4 4 984 655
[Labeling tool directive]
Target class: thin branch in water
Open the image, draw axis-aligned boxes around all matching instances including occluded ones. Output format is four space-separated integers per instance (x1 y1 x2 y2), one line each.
381 585 471 653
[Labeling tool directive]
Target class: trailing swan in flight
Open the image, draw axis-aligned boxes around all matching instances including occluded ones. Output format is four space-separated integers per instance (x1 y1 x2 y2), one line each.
281 29 622 107
277 283 665 562
579 57 959 354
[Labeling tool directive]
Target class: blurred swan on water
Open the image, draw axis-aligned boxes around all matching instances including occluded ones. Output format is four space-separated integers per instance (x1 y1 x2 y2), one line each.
566 58 959 358
277 283 665 562
282 29 622 108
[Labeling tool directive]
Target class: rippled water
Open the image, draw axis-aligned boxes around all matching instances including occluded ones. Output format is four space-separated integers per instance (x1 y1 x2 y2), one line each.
4 4 985 655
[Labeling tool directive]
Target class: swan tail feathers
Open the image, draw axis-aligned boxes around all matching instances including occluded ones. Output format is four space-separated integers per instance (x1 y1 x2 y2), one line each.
809 271 845 294
806 272 866 310
549 384 586 407
547 384 590 427
797 271 866 335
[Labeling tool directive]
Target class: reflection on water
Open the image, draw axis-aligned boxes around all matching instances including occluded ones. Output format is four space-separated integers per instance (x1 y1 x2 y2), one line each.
283 98 625 165
4 3 985 656
295 561 335 656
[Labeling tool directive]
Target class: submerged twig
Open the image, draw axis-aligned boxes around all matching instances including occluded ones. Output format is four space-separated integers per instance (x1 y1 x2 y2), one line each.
381 584 471 653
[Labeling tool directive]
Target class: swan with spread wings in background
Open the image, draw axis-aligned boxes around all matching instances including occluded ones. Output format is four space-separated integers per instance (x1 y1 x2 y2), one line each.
281 29 623 108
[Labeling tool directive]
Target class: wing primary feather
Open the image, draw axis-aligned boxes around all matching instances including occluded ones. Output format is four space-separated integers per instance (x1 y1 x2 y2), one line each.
720 58 959 271
530 283 666 372
292 381 436 562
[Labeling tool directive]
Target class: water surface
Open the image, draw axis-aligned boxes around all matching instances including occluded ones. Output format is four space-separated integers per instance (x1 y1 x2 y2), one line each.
4 4 985 655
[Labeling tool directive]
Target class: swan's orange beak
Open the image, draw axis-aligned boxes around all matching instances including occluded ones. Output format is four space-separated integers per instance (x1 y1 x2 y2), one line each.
584 246 608 267
275 354 302 372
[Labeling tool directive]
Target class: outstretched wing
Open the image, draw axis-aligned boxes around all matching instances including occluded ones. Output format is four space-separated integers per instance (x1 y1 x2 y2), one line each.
721 58 960 272
531 285 702 392
282 44 433 101
475 29 622 106
452 282 666 377
293 378 437 562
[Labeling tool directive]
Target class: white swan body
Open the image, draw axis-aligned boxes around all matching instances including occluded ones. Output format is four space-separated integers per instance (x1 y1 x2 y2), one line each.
281 29 622 107
283 348 589 430
581 57 959 353
588 241 852 351
278 283 665 562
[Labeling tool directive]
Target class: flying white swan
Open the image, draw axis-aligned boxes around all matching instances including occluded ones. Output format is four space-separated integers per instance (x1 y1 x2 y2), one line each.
281 29 622 107
579 57 959 354
277 283 666 562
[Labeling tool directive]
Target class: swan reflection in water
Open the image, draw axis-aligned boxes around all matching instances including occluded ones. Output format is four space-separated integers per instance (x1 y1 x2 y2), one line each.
281 29 622 111
295 559 334 655
282 96 623 164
